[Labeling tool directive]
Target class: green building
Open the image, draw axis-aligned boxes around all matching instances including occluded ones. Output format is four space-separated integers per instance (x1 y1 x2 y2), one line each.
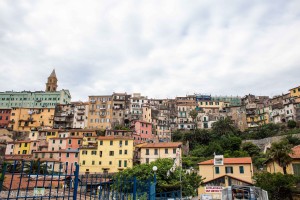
0 70 71 108
0 90 71 108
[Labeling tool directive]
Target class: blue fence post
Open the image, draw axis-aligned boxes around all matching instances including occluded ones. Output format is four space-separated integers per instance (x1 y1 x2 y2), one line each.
0 162 7 192
73 164 80 200
133 177 137 200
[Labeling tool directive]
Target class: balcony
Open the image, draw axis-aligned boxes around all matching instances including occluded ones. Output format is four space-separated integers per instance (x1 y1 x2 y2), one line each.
76 117 84 121
77 111 85 115
90 100 96 104
100 107 106 110
78 106 85 110
9 120 15 124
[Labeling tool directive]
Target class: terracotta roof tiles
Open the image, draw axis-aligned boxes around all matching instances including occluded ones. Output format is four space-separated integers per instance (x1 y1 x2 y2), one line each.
140 142 182 148
198 157 252 165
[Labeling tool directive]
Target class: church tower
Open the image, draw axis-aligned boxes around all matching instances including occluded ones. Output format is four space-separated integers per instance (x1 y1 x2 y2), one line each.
45 69 58 92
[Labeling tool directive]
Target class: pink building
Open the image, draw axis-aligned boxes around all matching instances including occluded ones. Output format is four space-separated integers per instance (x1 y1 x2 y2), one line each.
131 120 154 144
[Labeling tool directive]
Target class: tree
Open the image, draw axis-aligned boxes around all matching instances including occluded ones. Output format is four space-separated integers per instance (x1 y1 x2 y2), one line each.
211 117 238 136
189 109 198 129
254 172 297 200
115 158 203 197
267 140 293 174
113 124 130 131
287 120 297 129
24 159 50 174
241 142 261 157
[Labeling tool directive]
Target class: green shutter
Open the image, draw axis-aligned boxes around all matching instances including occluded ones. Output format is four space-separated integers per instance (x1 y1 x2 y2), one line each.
239 166 244 174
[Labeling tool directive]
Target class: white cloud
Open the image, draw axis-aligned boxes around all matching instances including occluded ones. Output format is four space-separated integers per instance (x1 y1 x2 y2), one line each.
0 0 300 100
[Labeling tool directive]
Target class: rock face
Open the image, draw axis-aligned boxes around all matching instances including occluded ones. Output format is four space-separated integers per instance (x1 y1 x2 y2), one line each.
243 133 300 153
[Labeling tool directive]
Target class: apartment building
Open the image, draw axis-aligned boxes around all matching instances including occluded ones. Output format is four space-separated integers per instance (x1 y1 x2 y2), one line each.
9 107 55 132
73 101 89 128
0 109 11 128
129 93 148 120
79 136 134 174
135 142 182 165
88 95 113 129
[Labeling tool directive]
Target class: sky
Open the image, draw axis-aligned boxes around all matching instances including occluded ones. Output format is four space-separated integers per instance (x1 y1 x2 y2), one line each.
0 0 300 101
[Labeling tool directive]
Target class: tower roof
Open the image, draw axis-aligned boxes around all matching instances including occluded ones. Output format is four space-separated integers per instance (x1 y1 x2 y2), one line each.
49 69 56 78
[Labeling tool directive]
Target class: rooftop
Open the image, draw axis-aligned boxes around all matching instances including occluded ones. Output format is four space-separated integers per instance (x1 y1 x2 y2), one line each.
140 142 182 148
198 157 252 165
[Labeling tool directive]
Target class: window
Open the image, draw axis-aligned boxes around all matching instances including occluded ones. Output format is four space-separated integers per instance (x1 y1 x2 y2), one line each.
173 148 176 154
165 149 168 154
66 153 70 158
125 140 128 146
293 164 300 176
60 140 62 144
75 153 78 158
110 141 113 146
22 150 27 154
99 151 102 157
69 139 71 144
99 161 102 165
82 150 88 155
119 160 122 167
109 151 114 156
225 166 233 174
82 160 85 165
124 150 128 155
91 151 97 155
124 160 127 167
154 149 158 155
109 161 112 165
92 161 95 165
78 140 81 144
146 158 149 164
215 167 220 174
146 149 150 155
119 140 122 146
50 153 53 158
119 150 122 155
239 166 244 174
99 141 103 145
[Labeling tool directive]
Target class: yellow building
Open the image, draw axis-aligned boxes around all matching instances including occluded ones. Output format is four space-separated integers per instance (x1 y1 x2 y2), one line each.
198 156 253 200
255 107 270 126
265 145 300 175
79 136 134 174
9 140 32 155
136 142 182 165
88 95 113 130
9 107 55 132
290 86 300 98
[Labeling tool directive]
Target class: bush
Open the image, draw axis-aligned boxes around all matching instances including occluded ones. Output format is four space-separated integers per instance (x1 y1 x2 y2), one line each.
254 172 298 200
288 120 297 129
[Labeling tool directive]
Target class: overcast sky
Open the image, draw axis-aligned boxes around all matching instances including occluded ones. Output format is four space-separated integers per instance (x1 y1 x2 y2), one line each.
0 1 300 101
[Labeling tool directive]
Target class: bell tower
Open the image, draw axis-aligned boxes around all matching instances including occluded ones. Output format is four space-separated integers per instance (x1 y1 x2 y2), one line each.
45 69 58 92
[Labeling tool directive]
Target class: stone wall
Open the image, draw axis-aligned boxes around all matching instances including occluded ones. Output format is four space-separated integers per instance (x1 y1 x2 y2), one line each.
243 133 300 152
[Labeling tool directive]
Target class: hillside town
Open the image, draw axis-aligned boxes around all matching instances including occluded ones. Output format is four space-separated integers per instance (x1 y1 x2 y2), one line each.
0 70 300 199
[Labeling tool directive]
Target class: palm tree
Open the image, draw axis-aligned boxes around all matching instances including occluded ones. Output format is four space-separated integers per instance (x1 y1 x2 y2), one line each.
268 140 293 174
24 159 50 174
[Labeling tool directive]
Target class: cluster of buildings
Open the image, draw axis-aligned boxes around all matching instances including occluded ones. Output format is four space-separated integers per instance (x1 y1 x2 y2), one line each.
0 70 299 199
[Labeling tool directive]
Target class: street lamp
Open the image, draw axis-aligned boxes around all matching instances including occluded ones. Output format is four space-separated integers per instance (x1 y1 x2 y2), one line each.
152 166 158 183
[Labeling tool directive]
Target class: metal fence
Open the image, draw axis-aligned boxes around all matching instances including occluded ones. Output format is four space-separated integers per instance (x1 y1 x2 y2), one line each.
0 161 154 200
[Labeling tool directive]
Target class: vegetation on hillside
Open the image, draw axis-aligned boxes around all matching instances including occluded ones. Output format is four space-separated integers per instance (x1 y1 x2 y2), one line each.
115 158 203 197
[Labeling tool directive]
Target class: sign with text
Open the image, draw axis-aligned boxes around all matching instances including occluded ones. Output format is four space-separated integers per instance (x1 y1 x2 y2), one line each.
205 186 224 193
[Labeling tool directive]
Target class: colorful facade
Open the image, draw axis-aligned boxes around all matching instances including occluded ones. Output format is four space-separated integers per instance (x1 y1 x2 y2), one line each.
9 107 55 132
79 136 134 174
198 156 253 200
